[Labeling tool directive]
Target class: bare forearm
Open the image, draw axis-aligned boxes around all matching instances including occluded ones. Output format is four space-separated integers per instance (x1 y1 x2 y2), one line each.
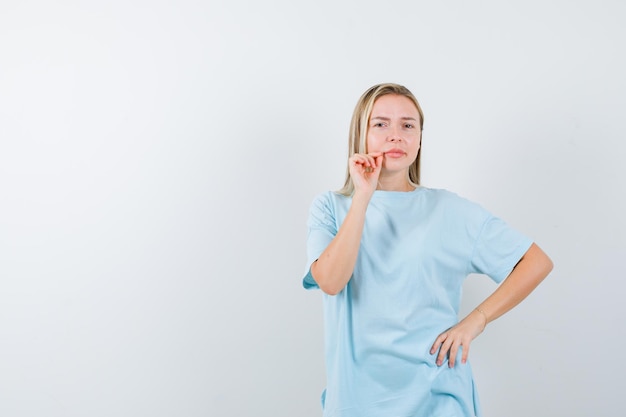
311 193 371 295
432 243 553 367
471 243 553 324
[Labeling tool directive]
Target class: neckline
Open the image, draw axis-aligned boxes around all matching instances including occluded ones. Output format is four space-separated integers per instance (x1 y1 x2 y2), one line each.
372 186 425 198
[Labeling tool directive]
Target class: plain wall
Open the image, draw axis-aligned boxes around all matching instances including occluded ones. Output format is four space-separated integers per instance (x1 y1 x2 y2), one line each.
1 0 624 416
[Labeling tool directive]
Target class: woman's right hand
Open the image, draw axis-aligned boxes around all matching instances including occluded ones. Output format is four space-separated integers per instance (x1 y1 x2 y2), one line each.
349 152 383 198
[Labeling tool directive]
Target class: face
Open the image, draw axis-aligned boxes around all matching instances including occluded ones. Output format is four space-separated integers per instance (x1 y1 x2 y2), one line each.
366 94 422 175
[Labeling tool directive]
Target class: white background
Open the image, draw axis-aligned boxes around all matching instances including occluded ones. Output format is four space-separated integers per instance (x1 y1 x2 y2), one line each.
1 1 624 416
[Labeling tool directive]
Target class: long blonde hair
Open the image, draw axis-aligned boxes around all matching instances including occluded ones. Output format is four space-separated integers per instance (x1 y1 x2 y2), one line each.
337 83 425 196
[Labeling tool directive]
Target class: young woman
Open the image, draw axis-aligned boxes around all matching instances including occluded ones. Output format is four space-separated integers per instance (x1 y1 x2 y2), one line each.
303 83 553 417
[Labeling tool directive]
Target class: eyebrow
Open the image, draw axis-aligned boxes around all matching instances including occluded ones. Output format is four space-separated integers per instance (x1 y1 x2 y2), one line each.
370 116 419 121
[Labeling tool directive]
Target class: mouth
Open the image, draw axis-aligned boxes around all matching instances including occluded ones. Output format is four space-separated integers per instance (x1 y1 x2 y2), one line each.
383 149 406 158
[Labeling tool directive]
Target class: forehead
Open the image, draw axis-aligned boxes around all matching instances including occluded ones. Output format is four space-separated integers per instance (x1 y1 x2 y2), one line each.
370 94 419 117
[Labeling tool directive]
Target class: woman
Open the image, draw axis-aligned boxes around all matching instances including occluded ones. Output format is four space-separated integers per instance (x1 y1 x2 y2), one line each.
303 83 553 416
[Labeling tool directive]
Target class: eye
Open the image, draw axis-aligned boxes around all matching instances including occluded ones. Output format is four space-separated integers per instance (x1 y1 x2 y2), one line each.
404 123 415 129
372 122 386 128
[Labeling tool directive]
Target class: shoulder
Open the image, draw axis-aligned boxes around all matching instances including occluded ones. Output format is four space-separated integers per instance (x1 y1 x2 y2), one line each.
419 187 472 205
421 187 491 220
309 190 348 210
307 191 349 223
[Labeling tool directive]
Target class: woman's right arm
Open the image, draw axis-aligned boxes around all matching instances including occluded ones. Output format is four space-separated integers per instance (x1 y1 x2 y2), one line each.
310 193 369 295
310 153 382 295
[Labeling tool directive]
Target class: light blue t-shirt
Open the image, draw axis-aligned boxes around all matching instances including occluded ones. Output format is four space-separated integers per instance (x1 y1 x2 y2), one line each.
303 187 533 417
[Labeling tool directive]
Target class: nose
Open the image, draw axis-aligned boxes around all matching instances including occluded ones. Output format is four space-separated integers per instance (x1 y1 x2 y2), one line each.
387 126 403 142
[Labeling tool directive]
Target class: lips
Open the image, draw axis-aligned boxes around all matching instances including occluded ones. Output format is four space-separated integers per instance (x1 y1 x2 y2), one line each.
383 148 406 158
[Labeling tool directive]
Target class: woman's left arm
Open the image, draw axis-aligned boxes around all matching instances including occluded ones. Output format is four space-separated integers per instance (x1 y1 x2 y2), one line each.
431 243 553 367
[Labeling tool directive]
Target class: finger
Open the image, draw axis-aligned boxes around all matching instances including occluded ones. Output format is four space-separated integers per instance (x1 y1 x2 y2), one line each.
461 341 470 364
350 154 369 164
374 154 384 168
436 339 452 366
430 334 445 355
359 154 377 168
364 154 377 168
368 151 383 162
350 155 373 169
448 341 460 368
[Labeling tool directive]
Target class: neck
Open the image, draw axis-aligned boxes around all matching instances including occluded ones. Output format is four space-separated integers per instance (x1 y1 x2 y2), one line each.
377 172 415 192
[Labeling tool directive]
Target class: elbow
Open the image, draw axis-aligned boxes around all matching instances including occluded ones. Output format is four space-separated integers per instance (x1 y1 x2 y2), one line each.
537 244 554 276
311 261 346 296
546 255 554 275
544 254 554 276
529 242 554 278
316 274 345 295
319 283 343 296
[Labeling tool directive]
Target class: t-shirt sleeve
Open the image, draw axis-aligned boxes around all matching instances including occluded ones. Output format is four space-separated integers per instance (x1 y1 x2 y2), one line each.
468 215 534 283
302 192 338 290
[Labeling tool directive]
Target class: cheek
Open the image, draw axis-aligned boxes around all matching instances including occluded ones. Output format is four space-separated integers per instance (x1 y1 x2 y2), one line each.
413 137 422 152
366 134 382 152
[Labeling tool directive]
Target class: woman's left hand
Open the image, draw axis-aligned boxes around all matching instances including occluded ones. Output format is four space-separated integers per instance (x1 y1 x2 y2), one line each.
430 310 487 368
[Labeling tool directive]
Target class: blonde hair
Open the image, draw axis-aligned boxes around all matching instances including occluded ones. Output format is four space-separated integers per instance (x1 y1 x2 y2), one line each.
338 83 425 196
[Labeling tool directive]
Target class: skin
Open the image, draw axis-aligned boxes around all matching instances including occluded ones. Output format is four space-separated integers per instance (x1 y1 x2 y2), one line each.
311 94 553 368
364 94 422 191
